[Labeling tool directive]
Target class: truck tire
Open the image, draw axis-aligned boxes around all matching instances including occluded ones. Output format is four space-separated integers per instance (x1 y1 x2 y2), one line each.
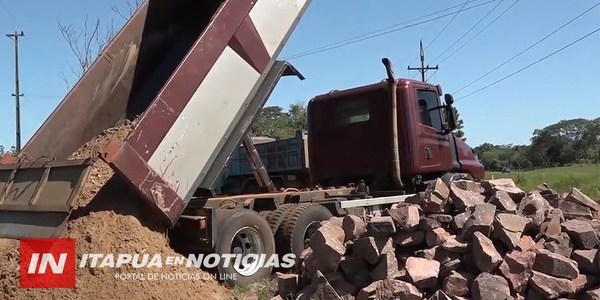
264 203 297 233
276 203 333 263
214 208 276 287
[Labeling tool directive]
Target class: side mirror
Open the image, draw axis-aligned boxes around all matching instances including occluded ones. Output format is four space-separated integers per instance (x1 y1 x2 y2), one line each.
444 94 454 105
445 107 457 132
444 96 457 133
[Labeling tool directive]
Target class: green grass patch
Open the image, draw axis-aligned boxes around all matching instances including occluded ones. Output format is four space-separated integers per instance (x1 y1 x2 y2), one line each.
232 277 276 300
486 164 600 199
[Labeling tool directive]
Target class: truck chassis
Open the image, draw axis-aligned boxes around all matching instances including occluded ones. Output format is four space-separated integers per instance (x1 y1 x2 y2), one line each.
169 183 419 286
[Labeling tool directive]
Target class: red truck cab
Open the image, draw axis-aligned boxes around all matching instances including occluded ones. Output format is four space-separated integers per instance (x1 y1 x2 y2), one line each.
307 78 484 193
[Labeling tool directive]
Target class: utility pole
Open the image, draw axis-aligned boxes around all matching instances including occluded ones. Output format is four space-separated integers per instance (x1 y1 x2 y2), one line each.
6 31 24 154
408 40 438 82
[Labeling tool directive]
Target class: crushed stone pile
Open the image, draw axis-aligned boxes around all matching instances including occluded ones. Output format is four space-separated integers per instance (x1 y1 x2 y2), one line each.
273 178 600 300
0 120 233 300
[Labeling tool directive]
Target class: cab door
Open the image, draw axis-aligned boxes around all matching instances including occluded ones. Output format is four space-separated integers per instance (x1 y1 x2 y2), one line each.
412 86 454 174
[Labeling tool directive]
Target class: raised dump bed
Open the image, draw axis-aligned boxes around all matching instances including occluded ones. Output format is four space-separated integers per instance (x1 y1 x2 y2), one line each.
18 0 232 160
102 0 312 225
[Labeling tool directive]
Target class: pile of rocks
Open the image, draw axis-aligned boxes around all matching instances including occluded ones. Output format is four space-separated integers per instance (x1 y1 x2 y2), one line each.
273 178 600 300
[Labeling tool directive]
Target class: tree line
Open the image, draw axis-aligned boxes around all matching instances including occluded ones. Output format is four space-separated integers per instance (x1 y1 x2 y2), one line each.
0 146 16 157
251 105 599 172
250 102 308 139
475 118 600 172
3 102 597 173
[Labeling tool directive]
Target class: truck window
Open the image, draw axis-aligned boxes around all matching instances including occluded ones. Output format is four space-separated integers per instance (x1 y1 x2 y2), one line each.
335 99 370 126
417 90 443 131
418 99 432 126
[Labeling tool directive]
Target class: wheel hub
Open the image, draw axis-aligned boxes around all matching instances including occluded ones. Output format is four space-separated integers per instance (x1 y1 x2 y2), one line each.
230 227 264 277
302 221 321 249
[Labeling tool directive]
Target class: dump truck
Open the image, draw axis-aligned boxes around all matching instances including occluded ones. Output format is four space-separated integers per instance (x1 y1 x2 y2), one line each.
0 0 484 286
219 130 309 195
212 135 279 195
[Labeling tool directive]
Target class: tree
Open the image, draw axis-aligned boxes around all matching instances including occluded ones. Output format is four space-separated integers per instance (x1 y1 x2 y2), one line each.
251 102 308 139
111 0 144 21
0 145 17 157
474 143 532 172
474 143 495 153
58 16 115 78
581 117 600 163
287 101 308 132
251 106 292 139
452 107 466 141
57 0 143 88
474 117 599 171
528 118 591 166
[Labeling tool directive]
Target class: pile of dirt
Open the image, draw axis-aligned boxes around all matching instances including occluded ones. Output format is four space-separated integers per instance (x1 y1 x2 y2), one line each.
68 119 137 209
0 120 233 300
1 212 232 300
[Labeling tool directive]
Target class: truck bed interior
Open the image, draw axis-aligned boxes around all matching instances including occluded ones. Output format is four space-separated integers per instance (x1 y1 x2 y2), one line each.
20 0 226 160
126 0 225 118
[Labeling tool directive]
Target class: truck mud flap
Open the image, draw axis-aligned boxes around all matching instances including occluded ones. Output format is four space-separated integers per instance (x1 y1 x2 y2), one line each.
0 158 94 239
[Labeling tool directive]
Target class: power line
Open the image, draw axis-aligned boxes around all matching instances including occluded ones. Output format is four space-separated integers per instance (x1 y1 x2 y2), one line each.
416 0 501 81
455 26 600 102
408 0 472 66
453 1 600 95
426 70 438 82
424 0 472 50
284 0 492 60
431 0 506 63
283 0 496 60
437 0 520 64
0 0 19 26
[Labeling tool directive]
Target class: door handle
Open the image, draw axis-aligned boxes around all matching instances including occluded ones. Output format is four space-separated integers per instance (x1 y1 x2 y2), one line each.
425 147 432 159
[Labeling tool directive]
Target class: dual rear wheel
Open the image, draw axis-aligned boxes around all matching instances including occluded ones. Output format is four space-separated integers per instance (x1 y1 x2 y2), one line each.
275 203 333 260
213 204 333 286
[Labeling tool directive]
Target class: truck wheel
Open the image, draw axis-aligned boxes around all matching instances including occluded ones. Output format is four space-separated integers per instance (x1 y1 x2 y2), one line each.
264 203 297 233
276 203 333 262
214 208 275 287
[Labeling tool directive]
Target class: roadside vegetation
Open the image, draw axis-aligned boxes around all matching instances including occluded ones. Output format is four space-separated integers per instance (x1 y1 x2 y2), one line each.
232 277 277 300
487 164 600 199
475 118 600 172
475 117 599 200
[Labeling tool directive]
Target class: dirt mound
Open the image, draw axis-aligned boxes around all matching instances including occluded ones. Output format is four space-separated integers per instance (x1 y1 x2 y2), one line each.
0 238 15 251
69 119 136 209
1 212 232 300
0 120 233 300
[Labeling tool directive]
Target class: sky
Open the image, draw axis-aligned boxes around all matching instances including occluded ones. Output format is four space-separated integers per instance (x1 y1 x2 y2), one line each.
0 0 599 150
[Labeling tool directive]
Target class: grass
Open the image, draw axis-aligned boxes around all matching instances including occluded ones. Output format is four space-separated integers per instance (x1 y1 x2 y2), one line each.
486 164 600 200
232 277 277 300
